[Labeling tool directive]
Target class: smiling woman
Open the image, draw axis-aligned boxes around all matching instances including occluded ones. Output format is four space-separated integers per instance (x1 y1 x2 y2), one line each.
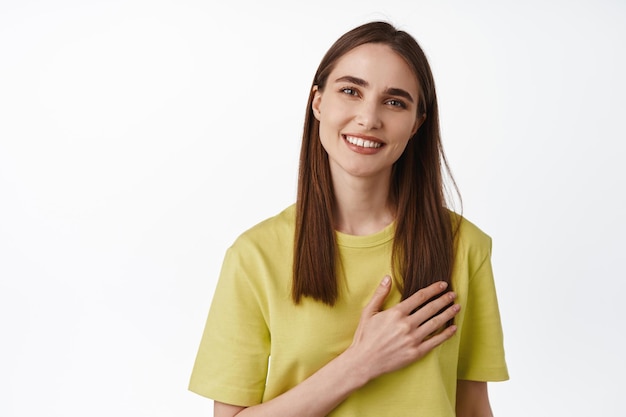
189 21 508 417
312 43 423 184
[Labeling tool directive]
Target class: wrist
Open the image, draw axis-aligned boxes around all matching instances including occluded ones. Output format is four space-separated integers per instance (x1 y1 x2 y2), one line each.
338 345 374 390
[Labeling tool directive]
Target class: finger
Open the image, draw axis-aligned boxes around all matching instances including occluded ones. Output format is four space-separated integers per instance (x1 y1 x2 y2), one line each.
397 281 448 315
414 323 458 357
414 303 461 339
362 275 392 316
408 290 457 327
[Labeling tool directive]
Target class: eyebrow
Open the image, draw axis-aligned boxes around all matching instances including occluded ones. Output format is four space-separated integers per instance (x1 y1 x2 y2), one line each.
334 75 415 103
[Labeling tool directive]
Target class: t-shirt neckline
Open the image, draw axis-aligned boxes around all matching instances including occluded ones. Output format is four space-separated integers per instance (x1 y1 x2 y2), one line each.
335 221 395 248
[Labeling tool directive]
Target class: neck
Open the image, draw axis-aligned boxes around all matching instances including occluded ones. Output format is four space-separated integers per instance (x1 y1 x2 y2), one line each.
331 169 395 236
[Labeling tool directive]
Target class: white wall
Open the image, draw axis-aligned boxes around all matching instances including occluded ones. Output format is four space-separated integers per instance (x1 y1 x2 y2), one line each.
1 0 624 416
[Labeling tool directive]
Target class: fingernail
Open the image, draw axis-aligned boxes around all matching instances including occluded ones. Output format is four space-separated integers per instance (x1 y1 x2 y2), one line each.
448 292 456 300
382 276 391 286
440 282 448 289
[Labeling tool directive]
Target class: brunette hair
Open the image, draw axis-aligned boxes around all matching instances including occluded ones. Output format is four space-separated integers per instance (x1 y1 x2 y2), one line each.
293 21 460 305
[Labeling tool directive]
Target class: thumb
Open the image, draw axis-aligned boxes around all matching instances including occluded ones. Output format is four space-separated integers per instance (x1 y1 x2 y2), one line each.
363 276 392 315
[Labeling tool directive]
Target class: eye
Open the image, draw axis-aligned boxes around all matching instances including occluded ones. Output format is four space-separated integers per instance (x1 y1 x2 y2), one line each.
386 98 407 109
340 87 359 97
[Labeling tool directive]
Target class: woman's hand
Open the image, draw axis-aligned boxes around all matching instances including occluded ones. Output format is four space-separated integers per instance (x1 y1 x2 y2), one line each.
214 277 460 417
347 276 460 381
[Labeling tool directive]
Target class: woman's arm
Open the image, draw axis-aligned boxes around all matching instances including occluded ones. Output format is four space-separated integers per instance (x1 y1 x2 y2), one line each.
456 380 493 417
214 276 460 417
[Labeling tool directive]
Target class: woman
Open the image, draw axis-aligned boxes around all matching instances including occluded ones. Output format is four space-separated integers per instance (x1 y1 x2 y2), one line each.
189 21 508 417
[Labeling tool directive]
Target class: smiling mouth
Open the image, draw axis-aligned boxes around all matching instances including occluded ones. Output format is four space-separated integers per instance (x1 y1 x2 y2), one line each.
343 135 383 149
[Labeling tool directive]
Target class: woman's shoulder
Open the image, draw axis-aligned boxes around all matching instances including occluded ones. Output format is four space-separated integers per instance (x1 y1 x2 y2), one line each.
448 212 496 280
230 204 296 251
450 211 492 257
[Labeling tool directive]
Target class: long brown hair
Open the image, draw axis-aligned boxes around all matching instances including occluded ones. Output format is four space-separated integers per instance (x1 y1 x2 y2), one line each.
293 21 460 305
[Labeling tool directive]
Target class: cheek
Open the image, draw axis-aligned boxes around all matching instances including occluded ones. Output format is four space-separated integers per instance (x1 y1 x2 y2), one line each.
396 116 419 141
320 96 353 124
318 121 338 149
389 140 411 159
318 108 346 139
388 124 415 155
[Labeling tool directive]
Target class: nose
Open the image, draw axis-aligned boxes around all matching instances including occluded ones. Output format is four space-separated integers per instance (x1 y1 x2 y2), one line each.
355 100 382 130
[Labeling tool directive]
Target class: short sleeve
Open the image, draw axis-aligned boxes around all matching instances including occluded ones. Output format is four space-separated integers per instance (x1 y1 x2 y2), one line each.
457 240 509 382
188 245 270 406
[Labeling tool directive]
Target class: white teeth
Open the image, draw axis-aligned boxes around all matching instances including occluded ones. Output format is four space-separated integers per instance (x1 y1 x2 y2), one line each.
345 135 382 148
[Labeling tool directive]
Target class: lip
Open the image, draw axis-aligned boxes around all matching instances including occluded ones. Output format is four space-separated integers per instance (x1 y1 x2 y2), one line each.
342 134 385 154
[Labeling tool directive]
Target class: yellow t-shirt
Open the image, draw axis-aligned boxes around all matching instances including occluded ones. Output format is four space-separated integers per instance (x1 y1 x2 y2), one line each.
189 205 508 416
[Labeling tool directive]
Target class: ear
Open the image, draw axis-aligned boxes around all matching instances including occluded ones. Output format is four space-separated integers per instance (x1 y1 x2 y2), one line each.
411 113 427 137
311 86 322 121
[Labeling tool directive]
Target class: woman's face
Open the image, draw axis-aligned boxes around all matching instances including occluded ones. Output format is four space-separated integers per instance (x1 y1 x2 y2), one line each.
312 43 423 181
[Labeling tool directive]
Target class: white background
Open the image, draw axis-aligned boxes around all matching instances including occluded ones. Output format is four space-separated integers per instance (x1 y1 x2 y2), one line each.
1 0 625 416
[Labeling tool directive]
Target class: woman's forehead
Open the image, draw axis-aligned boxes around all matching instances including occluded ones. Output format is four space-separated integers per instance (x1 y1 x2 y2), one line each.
329 43 420 93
